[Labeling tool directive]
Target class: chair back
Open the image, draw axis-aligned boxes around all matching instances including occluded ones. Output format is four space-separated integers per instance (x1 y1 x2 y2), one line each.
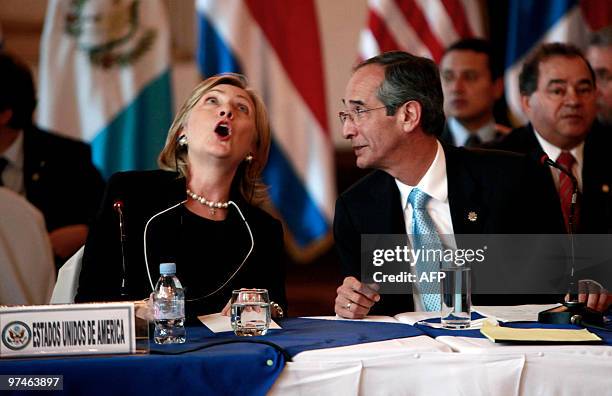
0 187 55 305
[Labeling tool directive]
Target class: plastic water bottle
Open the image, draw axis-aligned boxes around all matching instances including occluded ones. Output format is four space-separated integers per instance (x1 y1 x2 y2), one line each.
153 263 186 344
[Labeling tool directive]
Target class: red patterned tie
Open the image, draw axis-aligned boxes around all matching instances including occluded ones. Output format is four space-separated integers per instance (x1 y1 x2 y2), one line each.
556 151 579 233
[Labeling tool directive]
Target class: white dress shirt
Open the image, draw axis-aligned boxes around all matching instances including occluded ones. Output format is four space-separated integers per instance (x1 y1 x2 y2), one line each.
448 117 497 147
394 140 455 311
533 129 583 192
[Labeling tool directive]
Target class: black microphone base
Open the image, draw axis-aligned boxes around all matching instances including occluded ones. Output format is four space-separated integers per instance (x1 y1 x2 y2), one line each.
538 301 604 327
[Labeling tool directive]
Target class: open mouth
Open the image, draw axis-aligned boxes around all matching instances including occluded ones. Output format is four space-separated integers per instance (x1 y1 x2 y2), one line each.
215 122 232 138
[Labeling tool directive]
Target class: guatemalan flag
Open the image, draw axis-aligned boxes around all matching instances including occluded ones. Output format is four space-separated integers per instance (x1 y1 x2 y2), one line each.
37 0 173 179
505 0 612 123
196 0 336 260
359 0 485 62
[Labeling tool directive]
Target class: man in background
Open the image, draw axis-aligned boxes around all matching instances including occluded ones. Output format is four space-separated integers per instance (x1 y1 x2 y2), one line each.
586 27 612 127
0 51 105 266
439 38 510 147
491 43 612 237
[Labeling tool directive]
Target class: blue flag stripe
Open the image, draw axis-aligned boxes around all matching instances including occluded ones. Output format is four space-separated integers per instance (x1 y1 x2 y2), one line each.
264 140 329 247
197 14 241 76
506 0 578 68
91 70 174 179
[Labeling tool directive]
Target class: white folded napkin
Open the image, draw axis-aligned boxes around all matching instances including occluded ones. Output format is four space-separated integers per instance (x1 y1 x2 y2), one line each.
198 312 281 333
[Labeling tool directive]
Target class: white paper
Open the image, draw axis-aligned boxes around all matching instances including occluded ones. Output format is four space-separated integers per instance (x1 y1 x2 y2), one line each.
392 311 492 329
198 312 281 333
304 315 400 323
473 304 562 323
393 312 439 325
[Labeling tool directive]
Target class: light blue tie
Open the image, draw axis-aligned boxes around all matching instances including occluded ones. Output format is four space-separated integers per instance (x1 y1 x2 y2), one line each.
408 188 442 311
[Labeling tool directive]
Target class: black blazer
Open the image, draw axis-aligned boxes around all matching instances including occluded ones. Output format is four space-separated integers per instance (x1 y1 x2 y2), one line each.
488 123 612 233
334 143 563 315
76 170 287 319
23 125 105 232
439 120 507 148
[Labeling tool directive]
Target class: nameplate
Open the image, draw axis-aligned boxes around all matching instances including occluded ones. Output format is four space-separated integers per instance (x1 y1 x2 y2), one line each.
0 303 136 358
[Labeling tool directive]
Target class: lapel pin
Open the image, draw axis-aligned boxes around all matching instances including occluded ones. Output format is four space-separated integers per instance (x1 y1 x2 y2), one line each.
603 184 610 194
467 211 477 222
32 173 40 181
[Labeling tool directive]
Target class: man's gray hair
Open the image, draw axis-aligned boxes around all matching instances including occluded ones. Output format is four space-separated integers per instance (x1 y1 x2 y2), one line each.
356 51 445 136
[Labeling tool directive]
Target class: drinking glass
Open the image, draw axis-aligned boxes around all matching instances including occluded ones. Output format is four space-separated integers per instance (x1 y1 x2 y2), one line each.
440 266 471 329
231 289 271 336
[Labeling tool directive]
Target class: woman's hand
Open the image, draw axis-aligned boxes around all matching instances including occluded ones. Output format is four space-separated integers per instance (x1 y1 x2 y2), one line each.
221 299 231 316
135 293 156 321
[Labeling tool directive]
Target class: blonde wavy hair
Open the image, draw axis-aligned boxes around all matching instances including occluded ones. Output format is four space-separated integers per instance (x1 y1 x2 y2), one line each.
158 73 271 205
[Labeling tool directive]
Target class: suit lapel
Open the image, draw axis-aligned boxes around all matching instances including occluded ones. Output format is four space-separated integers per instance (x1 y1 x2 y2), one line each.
22 127 46 201
368 171 406 234
581 123 612 232
582 123 610 198
524 125 579 232
444 144 486 234
519 124 543 154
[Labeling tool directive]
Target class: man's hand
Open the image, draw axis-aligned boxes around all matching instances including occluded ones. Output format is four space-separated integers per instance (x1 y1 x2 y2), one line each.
578 290 611 312
334 276 380 319
221 299 231 316
567 279 612 312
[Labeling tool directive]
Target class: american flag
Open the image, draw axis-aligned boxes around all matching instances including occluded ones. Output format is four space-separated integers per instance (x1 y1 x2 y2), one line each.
358 0 485 62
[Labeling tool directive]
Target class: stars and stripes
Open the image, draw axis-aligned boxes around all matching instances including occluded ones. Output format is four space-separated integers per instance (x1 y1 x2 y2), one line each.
358 0 484 62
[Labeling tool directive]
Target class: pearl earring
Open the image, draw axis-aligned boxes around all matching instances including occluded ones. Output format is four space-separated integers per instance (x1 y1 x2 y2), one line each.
177 135 188 147
245 154 253 162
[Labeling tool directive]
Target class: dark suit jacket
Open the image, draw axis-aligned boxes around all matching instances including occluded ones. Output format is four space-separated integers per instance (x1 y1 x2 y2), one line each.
334 143 563 316
487 123 612 234
76 170 287 320
23 125 105 232
439 120 508 148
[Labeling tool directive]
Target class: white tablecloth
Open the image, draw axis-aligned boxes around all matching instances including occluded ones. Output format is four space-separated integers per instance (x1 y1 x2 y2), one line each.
269 308 612 395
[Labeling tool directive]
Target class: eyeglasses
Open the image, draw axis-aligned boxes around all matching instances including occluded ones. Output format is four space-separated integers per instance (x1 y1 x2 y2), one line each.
338 106 387 125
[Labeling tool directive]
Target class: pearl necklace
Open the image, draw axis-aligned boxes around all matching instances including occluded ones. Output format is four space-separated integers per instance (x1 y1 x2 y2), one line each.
186 189 229 215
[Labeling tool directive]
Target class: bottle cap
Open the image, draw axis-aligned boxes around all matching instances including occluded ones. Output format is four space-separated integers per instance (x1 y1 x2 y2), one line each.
159 262 176 275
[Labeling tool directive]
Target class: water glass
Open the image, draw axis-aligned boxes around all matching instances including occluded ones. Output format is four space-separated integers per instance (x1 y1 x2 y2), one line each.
231 289 271 336
441 266 471 329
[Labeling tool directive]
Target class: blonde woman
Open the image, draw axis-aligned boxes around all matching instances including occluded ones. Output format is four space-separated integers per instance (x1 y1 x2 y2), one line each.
76 74 286 321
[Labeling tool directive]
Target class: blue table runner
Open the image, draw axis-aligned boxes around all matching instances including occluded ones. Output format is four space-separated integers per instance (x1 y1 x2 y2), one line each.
0 318 424 396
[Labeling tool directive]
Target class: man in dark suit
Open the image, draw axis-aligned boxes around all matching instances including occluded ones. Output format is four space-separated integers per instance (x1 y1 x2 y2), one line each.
488 43 612 312
0 52 105 264
490 43 612 236
439 39 510 147
333 51 563 318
